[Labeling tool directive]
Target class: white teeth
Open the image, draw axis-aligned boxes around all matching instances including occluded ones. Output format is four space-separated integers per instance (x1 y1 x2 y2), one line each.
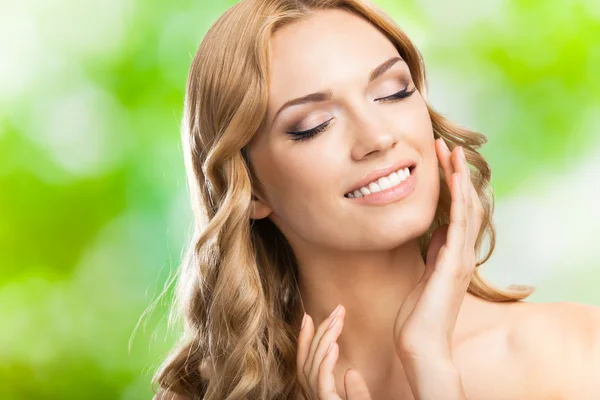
345 166 412 198
368 182 381 193
398 167 409 180
378 176 392 190
389 172 401 185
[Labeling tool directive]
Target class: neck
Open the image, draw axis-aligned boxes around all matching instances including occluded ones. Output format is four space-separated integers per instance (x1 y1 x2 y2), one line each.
295 238 484 386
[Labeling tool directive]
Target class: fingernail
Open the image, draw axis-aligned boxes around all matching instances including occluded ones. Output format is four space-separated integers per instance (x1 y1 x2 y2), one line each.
328 315 338 329
329 304 341 318
459 146 465 160
301 313 307 329
439 138 449 151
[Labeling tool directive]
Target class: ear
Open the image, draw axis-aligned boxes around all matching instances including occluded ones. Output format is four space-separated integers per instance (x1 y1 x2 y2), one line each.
250 193 272 220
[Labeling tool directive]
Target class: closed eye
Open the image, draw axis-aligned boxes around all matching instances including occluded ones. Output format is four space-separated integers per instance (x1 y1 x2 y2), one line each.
375 83 417 102
286 83 417 142
285 118 332 142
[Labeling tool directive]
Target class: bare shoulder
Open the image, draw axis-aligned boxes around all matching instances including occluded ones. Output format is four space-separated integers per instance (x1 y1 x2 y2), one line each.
153 389 191 400
507 301 600 399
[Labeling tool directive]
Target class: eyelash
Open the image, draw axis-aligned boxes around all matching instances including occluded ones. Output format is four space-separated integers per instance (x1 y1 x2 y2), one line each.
286 84 417 142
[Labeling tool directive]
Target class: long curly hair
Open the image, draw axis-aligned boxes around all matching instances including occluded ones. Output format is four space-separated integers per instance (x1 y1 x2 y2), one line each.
152 0 535 398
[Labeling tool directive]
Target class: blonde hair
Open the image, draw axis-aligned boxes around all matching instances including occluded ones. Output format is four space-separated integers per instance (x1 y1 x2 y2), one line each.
153 0 534 398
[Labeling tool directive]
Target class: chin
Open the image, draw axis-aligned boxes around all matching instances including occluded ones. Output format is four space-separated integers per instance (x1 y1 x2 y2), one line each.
337 208 433 250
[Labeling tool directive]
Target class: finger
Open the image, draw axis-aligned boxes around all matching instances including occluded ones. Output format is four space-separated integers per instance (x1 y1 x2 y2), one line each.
317 341 340 398
462 157 484 253
435 138 456 192
344 368 372 400
297 313 314 390
454 147 483 260
305 305 341 374
309 306 346 389
423 224 449 281
453 147 475 253
420 172 469 334
445 168 468 270
438 141 472 258
429 171 468 300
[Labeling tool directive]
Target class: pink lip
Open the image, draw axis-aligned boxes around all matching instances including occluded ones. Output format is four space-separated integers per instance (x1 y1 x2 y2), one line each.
348 165 417 205
344 159 416 195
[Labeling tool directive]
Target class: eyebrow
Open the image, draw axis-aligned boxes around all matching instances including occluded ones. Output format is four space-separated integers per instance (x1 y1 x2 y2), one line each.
271 56 404 124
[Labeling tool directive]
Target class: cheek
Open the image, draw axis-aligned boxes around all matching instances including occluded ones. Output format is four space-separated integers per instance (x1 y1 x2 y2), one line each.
263 145 341 218
270 148 335 196
400 95 433 140
262 144 350 244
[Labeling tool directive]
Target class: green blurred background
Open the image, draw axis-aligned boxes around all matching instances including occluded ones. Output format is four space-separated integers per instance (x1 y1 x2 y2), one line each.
1 0 599 398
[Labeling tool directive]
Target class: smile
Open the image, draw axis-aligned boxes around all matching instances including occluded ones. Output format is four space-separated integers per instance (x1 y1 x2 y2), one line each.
344 166 414 198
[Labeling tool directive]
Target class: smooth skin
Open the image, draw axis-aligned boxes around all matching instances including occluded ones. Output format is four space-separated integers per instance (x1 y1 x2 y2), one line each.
156 7 600 400
294 141 600 400
296 139 478 399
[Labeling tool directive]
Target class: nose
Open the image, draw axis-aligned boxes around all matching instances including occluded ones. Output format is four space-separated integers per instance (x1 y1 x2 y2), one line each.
349 110 398 160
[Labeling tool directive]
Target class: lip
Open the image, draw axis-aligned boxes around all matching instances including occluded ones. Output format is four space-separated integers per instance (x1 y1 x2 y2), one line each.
344 159 417 196
347 165 417 205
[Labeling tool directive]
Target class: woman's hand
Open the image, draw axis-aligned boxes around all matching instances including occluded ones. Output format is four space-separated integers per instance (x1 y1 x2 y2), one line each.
392 139 484 398
296 305 372 400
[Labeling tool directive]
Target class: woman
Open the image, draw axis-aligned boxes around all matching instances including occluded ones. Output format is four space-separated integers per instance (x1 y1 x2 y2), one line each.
153 0 600 398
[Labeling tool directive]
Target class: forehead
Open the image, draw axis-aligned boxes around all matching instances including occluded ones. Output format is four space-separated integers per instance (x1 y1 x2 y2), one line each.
267 9 399 109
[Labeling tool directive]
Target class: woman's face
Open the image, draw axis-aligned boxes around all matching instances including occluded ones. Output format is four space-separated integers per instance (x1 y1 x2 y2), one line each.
246 8 440 252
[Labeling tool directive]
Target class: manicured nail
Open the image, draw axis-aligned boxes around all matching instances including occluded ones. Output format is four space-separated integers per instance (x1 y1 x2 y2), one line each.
301 313 307 329
329 304 341 318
